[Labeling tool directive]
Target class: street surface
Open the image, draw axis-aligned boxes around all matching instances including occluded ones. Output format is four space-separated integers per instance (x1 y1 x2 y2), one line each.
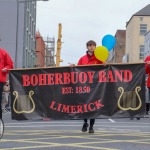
1 112 150 150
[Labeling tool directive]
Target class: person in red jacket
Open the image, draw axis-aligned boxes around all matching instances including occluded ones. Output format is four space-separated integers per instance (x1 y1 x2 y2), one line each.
0 48 13 119
78 40 103 133
144 55 150 115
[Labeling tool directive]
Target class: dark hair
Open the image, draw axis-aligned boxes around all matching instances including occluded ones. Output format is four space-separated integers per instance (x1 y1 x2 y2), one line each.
86 40 96 47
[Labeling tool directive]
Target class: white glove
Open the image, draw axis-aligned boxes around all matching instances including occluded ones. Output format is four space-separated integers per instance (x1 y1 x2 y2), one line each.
2 68 8 72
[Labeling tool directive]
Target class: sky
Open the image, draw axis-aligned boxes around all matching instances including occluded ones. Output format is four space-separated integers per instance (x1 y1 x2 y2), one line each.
36 0 150 66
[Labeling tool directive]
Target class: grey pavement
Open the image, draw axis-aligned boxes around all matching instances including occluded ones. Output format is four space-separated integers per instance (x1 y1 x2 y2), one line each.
1 113 150 150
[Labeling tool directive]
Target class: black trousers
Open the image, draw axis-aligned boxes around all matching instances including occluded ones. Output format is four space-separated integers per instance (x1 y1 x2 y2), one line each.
146 103 150 113
0 82 4 119
146 88 150 113
84 119 95 127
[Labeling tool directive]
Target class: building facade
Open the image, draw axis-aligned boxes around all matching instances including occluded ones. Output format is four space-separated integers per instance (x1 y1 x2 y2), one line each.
114 30 126 63
23 1 37 68
0 0 37 68
35 31 45 67
107 30 126 63
126 4 150 63
0 1 18 65
144 31 150 58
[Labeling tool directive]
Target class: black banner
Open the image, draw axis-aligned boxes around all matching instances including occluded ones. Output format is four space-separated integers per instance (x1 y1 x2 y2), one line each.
9 63 145 120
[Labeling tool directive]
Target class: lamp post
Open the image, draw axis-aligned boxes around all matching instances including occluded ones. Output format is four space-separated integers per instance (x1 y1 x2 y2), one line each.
15 0 49 68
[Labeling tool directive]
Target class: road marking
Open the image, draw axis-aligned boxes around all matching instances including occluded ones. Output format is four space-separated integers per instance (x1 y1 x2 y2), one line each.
4 124 150 128
98 128 141 133
4 120 150 125
1 129 150 150
108 118 115 123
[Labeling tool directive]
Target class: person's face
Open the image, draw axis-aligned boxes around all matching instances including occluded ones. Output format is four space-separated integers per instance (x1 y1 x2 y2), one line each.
87 44 96 52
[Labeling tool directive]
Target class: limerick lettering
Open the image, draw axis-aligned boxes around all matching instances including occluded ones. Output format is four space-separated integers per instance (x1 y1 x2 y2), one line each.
49 100 104 113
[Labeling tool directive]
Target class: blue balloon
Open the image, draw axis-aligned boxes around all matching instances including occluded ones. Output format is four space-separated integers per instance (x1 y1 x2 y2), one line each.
102 34 116 51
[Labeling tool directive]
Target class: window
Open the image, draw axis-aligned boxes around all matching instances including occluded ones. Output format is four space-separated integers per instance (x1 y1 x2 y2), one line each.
139 45 144 59
140 17 143 21
140 24 147 35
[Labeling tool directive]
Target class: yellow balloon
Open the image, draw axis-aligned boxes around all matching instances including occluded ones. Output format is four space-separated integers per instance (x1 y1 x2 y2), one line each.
94 46 109 62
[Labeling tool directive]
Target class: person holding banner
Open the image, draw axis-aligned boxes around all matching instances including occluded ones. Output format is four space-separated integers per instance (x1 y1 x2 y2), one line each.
77 40 104 133
145 76 150 115
144 56 150 115
0 48 13 119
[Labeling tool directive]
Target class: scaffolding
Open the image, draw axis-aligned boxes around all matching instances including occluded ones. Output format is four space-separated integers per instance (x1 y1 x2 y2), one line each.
44 37 55 67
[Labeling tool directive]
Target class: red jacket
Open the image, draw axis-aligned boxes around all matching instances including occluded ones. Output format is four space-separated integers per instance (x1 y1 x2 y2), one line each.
144 55 150 88
77 52 103 65
0 48 13 82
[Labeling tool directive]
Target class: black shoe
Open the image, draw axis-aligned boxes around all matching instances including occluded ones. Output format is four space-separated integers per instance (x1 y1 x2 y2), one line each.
89 126 94 133
82 123 88 132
